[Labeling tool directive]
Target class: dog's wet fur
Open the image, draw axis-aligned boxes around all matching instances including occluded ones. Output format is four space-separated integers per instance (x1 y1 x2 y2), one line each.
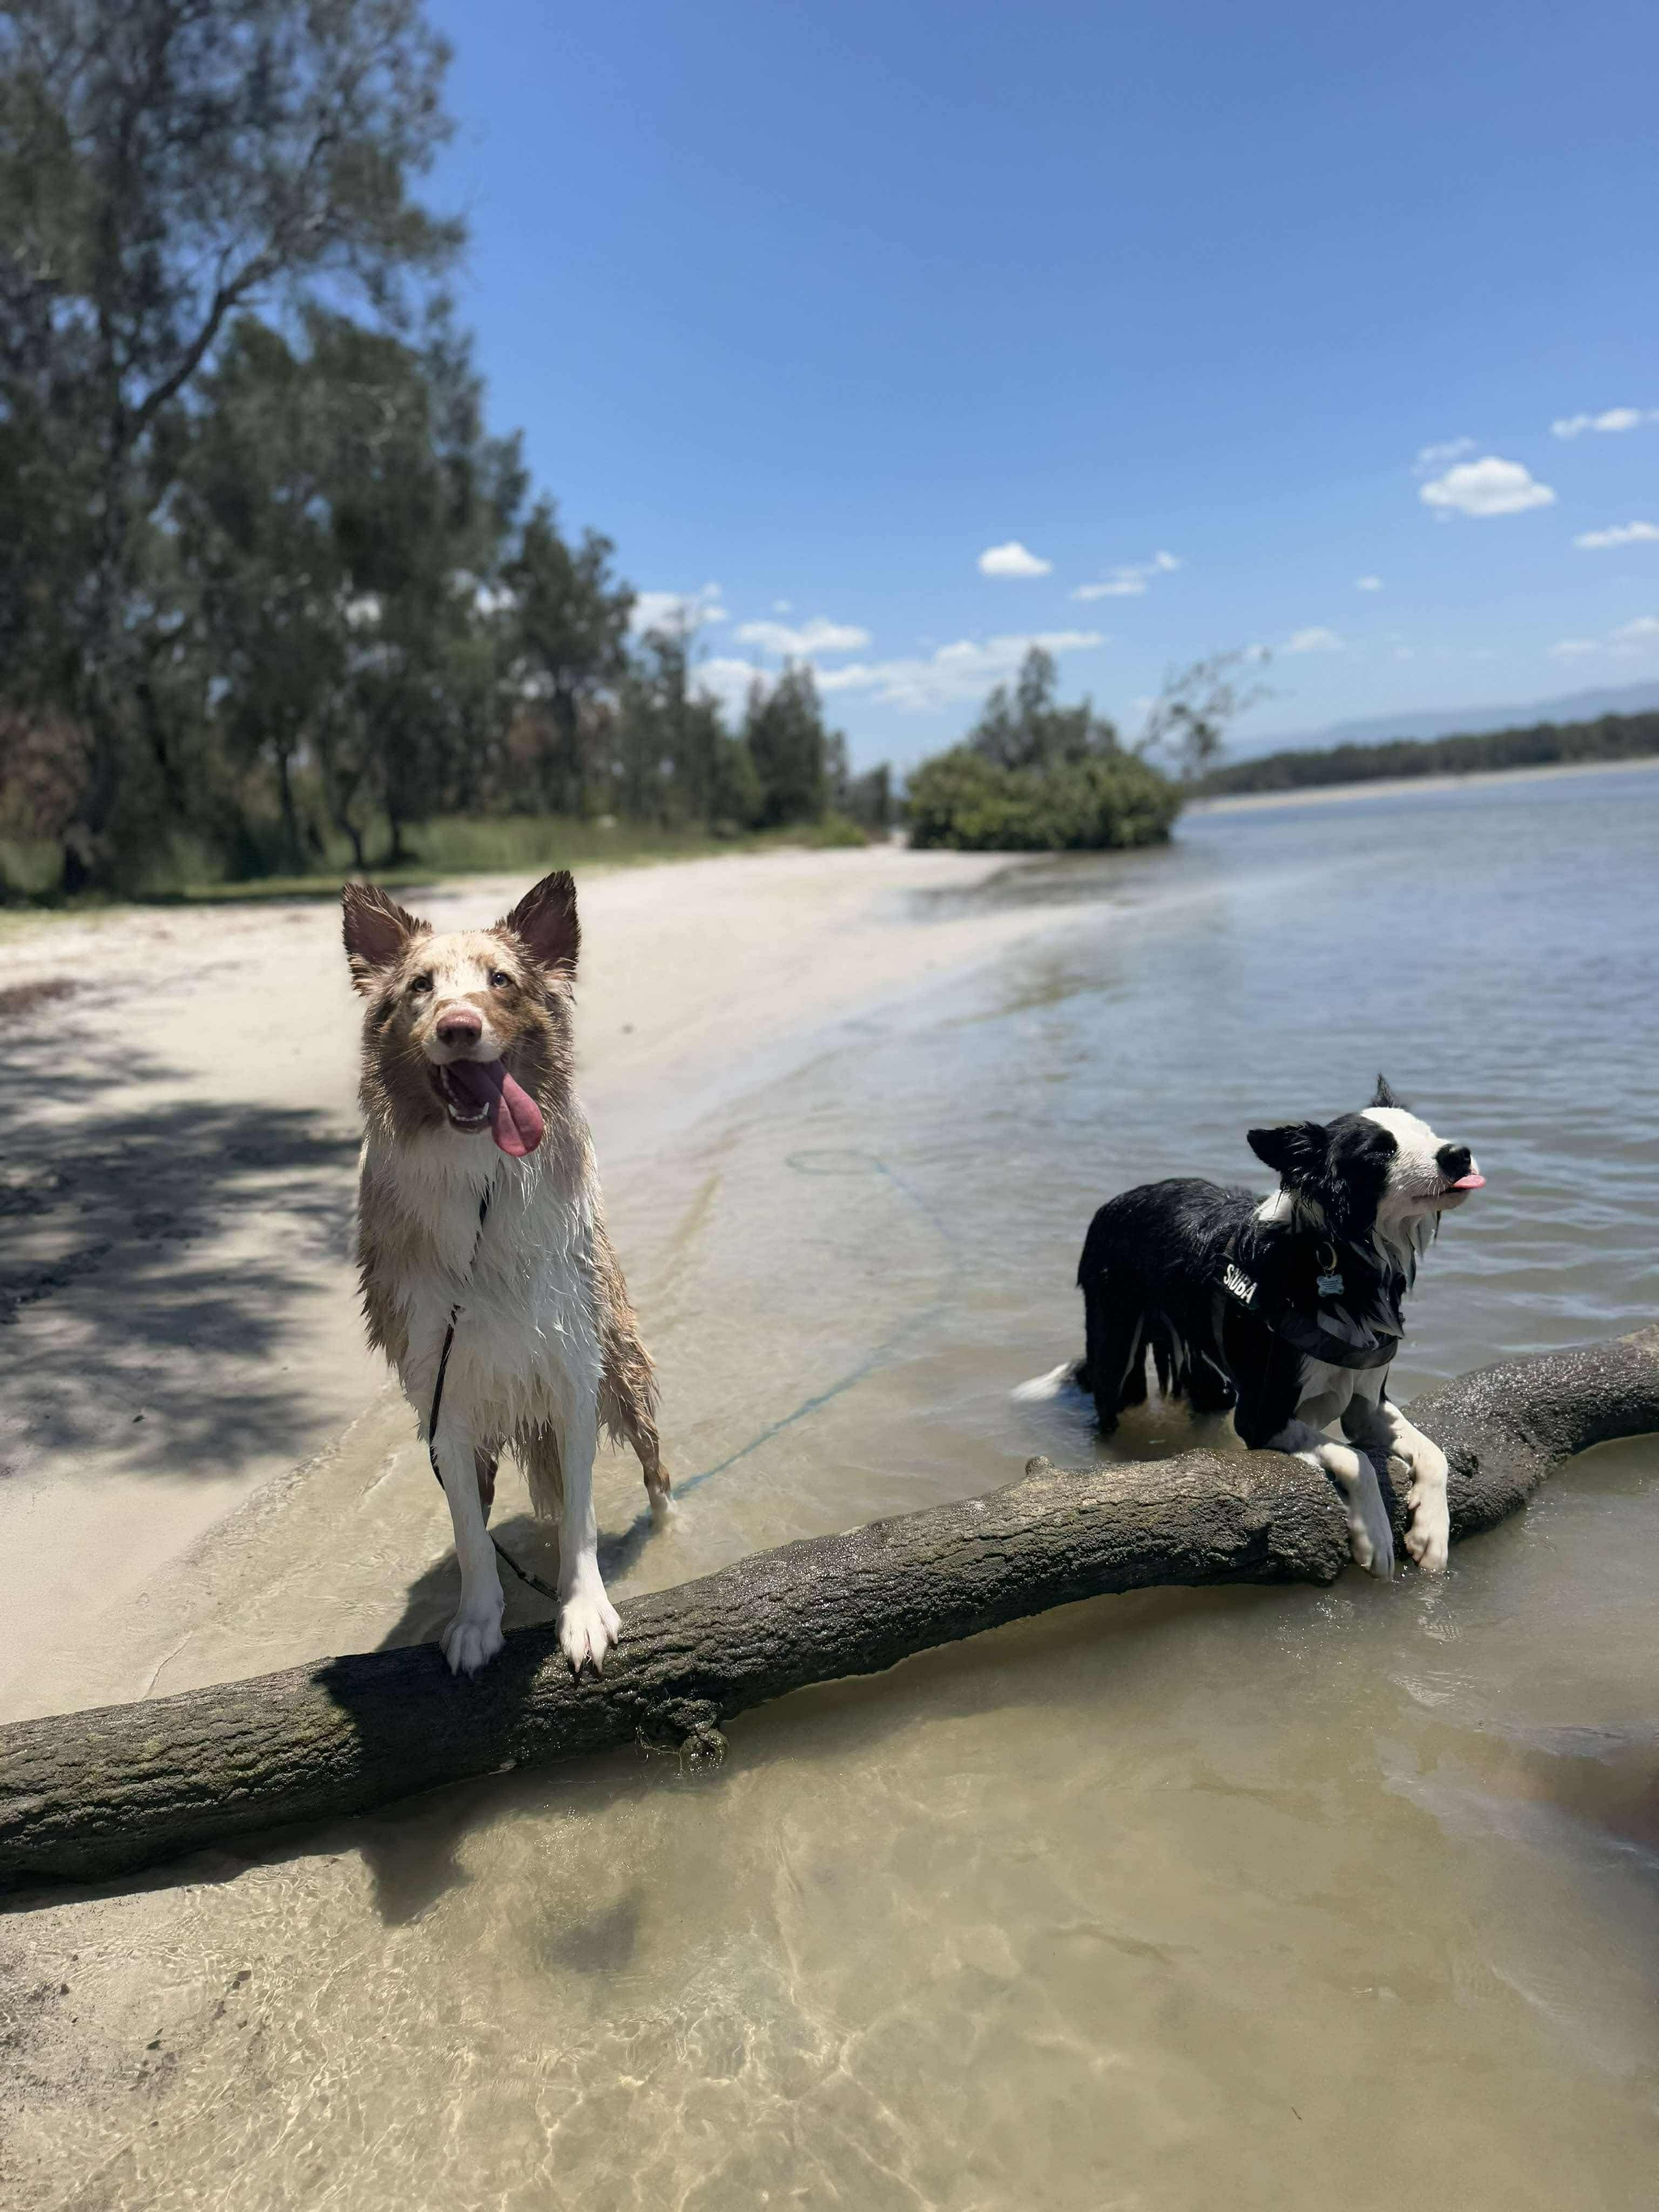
344 870 665 1677
1017 1078 1484 1578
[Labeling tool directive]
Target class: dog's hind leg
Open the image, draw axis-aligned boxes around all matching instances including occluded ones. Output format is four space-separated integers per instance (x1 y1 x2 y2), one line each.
475 1447 499 1517
1343 1380 1449 1574
593 1222 670 1518
1082 1283 1147 1435
601 1342 671 1521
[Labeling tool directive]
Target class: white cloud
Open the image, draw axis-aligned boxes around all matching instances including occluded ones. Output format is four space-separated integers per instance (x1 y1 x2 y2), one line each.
1551 407 1658 439
1573 520 1659 550
1418 456 1556 517
630 582 728 633
1073 549 1182 601
977 540 1053 578
771 599 793 613
1414 437 1475 474
814 630 1105 712
1354 575 1384 591
1548 614 1659 658
691 656 764 711
734 616 872 656
1283 625 1345 654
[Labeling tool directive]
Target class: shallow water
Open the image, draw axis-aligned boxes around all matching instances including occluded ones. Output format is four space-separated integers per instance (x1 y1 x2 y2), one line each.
8 770 1659 2209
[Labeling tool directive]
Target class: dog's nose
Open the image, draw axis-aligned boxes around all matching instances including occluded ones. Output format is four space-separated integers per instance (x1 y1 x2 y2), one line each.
435 1006 483 1049
1437 1143 1473 1179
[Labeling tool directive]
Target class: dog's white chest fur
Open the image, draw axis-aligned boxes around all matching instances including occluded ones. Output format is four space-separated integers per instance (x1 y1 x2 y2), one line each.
360 1126 602 1432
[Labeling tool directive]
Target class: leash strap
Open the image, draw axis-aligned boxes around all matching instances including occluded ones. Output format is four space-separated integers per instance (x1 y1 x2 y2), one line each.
425 1184 562 1606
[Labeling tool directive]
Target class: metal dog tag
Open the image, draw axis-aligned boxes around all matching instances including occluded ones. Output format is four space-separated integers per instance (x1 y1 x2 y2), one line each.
1316 1270 1345 1298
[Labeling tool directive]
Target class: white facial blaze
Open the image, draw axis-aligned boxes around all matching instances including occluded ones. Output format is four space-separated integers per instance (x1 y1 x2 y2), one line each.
422 936 511 1061
1361 1105 1478 1219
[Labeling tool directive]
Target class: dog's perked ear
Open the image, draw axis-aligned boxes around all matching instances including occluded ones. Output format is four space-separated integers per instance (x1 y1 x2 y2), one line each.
1370 1073 1406 1109
341 882 429 993
1247 1120 1328 1181
500 869 580 979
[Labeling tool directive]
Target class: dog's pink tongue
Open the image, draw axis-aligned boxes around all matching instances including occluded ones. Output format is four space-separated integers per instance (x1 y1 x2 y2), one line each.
1452 1172 1486 1189
447 1061 545 1157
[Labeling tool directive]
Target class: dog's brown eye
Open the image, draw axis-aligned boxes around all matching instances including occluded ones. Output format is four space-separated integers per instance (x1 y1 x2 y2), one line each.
408 973 433 996
489 969 514 990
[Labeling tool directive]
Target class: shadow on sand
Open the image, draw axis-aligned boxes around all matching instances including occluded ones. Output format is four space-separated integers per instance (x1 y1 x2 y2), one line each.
0 1013 358 1479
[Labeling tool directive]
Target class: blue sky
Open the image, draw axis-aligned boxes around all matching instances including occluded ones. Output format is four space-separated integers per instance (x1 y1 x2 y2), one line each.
424 0 1659 768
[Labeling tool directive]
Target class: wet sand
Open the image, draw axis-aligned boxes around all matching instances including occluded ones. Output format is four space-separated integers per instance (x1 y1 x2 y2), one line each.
0 843 1097 1724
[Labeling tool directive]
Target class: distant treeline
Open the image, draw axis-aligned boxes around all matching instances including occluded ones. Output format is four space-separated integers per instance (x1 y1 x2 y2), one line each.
1197 712 1659 798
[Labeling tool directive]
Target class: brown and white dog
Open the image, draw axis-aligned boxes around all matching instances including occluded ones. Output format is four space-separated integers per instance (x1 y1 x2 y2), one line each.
342 869 666 1677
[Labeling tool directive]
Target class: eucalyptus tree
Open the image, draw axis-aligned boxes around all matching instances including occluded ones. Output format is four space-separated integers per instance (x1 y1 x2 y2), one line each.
501 503 635 819
1135 649 1272 780
743 660 835 826
967 646 1119 771
0 0 460 885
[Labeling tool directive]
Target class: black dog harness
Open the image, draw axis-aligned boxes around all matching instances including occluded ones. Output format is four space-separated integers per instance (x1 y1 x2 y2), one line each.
1217 1232 1408 1371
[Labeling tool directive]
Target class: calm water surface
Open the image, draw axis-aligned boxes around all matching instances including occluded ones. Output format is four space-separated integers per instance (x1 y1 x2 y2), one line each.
14 769 1659 2210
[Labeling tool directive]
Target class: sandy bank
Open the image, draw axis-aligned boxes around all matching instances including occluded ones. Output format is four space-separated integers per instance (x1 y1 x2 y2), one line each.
1190 750 1659 814
0 842 1102 1723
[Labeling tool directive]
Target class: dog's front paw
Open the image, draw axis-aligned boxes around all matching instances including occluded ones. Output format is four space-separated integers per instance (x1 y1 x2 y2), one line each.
1347 1508 1395 1580
1347 1471 1396 1581
1404 1485 1451 1575
559 1582 621 1677
442 1602 505 1677
1401 1440 1450 1574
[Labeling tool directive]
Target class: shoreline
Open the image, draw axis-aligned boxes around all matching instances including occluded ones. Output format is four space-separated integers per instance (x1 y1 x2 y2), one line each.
0 841 1114 1723
1189 750 1659 814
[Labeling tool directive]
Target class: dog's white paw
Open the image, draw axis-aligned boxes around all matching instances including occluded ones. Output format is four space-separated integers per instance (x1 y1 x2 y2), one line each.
1347 1506 1396 1580
1399 1439 1450 1574
1347 1463 1396 1580
442 1601 505 1677
1404 1485 1451 1575
558 1583 621 1677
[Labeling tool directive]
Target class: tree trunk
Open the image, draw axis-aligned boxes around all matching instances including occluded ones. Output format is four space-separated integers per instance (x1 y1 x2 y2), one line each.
2 1328 1654 1894
274 743 302 863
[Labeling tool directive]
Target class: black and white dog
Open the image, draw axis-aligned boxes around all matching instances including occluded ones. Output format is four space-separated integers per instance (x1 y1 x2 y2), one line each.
1017 1080 1485 1577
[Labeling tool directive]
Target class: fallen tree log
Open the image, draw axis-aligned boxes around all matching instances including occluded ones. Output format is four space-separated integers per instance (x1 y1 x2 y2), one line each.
3 1327 1656 1894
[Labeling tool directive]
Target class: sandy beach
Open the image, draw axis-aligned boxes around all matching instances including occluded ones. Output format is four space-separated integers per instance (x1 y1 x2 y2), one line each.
0 842 1088 1725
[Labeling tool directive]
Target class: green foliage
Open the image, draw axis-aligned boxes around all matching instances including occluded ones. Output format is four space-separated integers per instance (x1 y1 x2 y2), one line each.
906 747 1181 852
798 812 869 849
906 648 1180 852
968 646 1119 769
743 662 835 828
0 0 894 899
503 501 633 817
0 0 462 886
1198 711 1659 797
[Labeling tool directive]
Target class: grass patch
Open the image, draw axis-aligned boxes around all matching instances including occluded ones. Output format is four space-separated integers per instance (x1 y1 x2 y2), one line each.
1 813 874 917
